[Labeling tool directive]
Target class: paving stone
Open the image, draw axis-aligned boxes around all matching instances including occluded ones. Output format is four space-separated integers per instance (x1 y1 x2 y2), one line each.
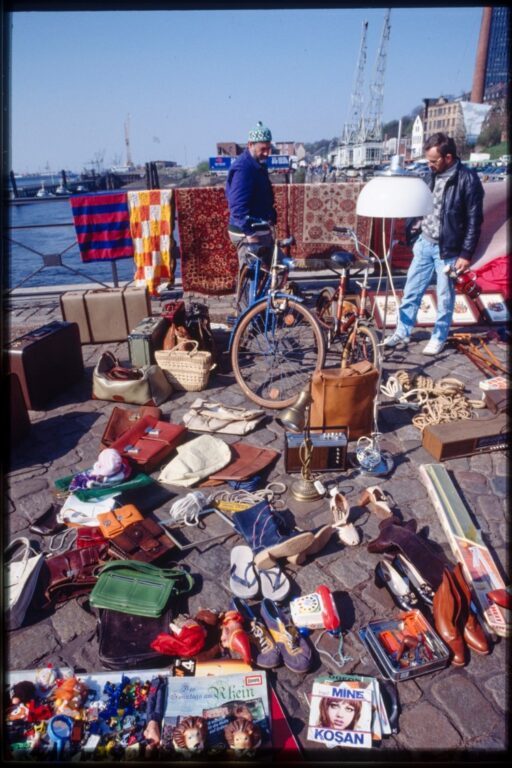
7 622 60 669
453 469 490 495
51 600 97 646
484 673 509 713
475 493 507 523
395 701 462 750
328 554 370 591
430 674 500 738
8 475 50 502
469 452 494 474
489 475 507 497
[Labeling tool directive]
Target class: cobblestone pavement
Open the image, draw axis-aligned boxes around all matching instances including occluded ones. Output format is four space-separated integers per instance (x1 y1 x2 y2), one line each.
4 289 510 764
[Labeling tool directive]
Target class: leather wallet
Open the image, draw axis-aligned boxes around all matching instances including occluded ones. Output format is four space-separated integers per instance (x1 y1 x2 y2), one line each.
109 416 187 473
200 441 279 487
97 504 144 539
101 406 163 447
108 518 174 564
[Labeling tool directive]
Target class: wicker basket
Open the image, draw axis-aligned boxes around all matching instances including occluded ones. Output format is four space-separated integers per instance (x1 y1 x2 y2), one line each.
155 341 215 392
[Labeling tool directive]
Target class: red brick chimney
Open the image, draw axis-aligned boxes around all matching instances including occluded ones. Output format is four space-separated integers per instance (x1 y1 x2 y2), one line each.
471 7 492 103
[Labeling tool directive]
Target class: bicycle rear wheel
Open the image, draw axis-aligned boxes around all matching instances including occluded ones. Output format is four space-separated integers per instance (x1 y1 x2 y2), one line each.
231 297 326 409
342 323 379 367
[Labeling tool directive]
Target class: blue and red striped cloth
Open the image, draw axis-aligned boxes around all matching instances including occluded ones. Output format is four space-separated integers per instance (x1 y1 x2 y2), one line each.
70 192 134 261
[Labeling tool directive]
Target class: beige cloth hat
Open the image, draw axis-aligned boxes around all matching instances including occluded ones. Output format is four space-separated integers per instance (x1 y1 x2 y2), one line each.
158 434 231 487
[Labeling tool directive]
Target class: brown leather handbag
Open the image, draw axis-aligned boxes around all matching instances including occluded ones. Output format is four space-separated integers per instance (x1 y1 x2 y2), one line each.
108 518 174 564
310 359 379 441
41 542 110 606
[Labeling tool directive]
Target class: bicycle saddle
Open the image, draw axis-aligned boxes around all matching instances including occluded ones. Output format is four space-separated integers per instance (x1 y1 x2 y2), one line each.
330 250 354 268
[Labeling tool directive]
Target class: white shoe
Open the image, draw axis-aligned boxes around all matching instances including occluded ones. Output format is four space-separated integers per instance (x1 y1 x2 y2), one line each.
383 332 409 348
329 490 360 547
422 338 445 356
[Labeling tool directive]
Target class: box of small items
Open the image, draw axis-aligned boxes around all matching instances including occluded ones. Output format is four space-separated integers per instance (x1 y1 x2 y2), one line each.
359 609 450 682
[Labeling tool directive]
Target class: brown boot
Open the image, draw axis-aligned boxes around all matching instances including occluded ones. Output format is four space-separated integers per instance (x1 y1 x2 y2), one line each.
451 563 490 655
432 568 466 666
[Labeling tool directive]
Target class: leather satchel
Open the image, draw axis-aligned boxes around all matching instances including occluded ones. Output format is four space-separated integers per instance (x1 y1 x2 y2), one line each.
108 518 174 564
41 542 110 606
101 405 163 447
92 351 173 406
97 504 144 539
310 360 379 441
109 415 187 473
201 441 280 486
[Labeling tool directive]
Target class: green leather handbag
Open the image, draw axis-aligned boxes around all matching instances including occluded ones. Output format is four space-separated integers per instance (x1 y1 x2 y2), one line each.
89 560 194 617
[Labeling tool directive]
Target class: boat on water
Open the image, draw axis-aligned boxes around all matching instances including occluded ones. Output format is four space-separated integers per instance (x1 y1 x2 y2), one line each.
55 184 72 195
36 183 55 198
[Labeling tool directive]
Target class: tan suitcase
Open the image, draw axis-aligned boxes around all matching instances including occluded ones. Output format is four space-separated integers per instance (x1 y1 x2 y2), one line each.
60 286 151 343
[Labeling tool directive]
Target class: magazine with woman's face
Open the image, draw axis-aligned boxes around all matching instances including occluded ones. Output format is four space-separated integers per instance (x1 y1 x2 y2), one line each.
307 679 374 749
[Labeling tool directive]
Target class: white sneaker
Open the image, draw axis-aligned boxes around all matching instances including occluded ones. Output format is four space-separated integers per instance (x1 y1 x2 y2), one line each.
422 338 445 356
383 332 409 348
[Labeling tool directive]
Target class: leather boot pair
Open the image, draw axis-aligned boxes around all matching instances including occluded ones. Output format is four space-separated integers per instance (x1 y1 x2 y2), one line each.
433 563 490 666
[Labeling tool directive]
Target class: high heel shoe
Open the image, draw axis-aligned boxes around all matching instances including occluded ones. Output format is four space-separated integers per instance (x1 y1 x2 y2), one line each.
375 559 419 611
330 489 360 546
393 553 435 606
359 485 394 519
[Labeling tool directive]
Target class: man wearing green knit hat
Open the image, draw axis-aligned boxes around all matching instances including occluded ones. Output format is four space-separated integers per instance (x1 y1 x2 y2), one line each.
225 121 277 289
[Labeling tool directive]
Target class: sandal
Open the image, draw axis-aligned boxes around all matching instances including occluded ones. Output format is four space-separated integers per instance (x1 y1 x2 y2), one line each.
255 563 291 602
359 485 394 519
330 490 360 546
229 545 259 599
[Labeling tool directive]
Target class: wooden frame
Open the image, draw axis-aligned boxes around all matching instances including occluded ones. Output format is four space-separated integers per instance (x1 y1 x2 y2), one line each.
475 292 510 324
451 293 481 325
369 291 437 328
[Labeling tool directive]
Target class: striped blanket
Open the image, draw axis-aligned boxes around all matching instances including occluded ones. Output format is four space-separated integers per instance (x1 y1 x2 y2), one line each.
70 192 133 262
127 189 174 296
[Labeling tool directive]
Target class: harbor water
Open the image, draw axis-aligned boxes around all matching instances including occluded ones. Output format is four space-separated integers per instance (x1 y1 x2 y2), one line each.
6 198 180 291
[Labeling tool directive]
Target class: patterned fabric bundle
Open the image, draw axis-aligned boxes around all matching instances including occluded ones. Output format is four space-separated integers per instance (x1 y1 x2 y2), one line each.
128 189 175 296
70 192 134 262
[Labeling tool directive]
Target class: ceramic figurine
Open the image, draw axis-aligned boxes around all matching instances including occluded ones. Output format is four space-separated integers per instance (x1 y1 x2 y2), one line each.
224 717 262 754
172 716 208 756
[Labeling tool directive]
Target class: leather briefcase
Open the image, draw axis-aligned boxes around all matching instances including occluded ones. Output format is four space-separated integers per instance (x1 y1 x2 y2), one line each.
41 542 110 606
109 416 187 474
310 360 379 441
201 441 280 486
108 518 174 564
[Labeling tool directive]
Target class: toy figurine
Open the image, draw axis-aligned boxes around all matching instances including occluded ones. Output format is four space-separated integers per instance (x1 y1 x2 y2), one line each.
224 717 262 754
51 677 89 719
172 716 208 756
220 610 252 665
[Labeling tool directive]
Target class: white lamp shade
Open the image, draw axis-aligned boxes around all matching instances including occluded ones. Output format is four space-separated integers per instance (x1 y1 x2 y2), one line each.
356 175 434 218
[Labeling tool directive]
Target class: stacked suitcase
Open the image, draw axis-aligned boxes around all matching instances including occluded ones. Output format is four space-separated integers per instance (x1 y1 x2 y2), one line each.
60 286 151 344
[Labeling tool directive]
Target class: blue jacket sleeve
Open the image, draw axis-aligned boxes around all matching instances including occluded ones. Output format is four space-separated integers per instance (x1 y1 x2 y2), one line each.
226 165 254 233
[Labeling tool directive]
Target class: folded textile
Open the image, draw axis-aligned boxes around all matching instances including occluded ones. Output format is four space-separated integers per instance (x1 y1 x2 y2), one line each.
128 189 174 296
182 398 266 435
158 434 231 487
70 192 134 262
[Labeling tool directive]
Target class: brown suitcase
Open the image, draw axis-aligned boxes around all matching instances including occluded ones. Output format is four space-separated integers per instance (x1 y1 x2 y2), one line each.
60 286 151 343
6 321 84 410
7 372 31 444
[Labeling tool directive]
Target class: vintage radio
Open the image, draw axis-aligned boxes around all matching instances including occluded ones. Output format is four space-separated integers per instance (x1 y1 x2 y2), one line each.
422 413 509 461
285 427 348 473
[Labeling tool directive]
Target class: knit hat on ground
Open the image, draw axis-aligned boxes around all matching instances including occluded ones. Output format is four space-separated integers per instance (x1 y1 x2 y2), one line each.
248 121 272 142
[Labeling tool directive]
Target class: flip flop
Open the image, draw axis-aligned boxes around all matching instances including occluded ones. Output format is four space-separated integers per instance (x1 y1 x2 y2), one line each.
256 564 291 602
229 545 259 599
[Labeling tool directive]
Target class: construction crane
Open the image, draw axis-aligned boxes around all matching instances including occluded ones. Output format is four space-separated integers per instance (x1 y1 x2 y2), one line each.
341 20 368 146
361 8 391 143
124 115 134 168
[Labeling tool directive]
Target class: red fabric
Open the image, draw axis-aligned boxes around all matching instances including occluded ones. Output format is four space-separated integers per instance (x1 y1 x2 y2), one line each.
371 217 414 271
175 187 237 295
150 623 206 657
286 182 373 261
473 255 510 299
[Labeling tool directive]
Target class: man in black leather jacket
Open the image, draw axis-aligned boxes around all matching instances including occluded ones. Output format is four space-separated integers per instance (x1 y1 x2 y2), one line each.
385 132 484 355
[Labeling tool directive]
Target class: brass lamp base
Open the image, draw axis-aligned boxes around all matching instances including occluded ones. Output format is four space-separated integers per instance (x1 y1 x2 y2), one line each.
291 476 323 502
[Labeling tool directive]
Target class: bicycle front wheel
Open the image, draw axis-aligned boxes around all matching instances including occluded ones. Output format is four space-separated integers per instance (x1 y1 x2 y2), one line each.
343 323 379 367
231 297 326 409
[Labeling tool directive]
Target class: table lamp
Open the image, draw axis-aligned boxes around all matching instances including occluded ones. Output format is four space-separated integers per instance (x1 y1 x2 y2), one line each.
277 382 322 501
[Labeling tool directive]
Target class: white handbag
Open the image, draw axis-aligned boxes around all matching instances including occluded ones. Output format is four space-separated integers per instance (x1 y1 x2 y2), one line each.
182 398 266 435
4 538 45 630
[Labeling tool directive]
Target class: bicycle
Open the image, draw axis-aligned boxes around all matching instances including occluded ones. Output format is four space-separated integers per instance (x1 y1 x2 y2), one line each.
312 226 380 368
229 221 327 409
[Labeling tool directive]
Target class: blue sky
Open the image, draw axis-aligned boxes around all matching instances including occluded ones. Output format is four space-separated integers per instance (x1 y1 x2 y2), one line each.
9 6 484 173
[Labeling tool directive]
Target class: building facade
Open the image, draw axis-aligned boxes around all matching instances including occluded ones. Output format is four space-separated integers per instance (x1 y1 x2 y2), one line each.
485 6 509 94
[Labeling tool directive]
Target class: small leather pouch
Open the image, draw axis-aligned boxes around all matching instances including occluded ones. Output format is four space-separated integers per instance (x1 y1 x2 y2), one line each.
41 542 110 606
76 527 108 549
108 518 174 564
201 441 279 487
109 416 187 474
101 406 163 448
97 505 144 539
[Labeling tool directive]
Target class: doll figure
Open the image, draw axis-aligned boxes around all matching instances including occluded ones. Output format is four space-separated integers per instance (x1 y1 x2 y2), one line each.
51 677 89 719
172 716 208 756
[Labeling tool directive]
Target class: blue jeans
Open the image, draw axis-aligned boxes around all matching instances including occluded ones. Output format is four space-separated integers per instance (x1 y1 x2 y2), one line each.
396 236 457 344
